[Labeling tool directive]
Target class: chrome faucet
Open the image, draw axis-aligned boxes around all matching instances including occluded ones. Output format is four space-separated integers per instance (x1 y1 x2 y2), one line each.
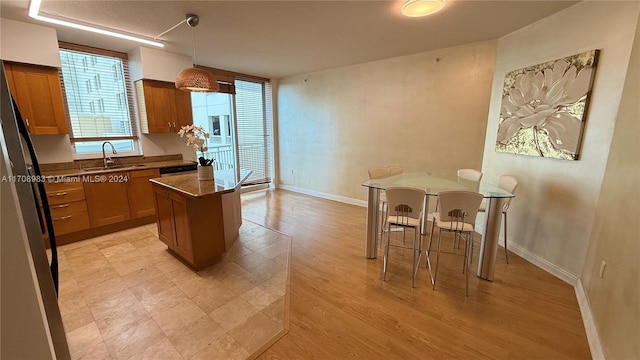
102 141 117 168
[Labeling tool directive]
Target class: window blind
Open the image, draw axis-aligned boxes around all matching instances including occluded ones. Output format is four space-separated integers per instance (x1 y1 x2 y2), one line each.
235 79 273 185
58 43 137 154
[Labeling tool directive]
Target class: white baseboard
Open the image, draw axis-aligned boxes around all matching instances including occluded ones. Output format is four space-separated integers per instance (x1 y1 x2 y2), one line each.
474 222 578 286
575 280 605 360
277 184 367 207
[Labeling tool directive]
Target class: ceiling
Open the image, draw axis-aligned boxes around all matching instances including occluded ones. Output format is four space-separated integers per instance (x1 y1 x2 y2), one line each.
0 1 578 79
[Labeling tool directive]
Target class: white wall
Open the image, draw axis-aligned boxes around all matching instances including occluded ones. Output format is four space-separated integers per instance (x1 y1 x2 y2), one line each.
481 1 640 276
277 41 497 201
0 18 61 67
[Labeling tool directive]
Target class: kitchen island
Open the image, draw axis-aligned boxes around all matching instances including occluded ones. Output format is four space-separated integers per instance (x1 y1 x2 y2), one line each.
150 169 251 270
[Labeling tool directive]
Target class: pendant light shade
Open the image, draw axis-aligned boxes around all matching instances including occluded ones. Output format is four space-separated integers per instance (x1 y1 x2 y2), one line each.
175 14 218 92
176 67 219 92
401 0 445 17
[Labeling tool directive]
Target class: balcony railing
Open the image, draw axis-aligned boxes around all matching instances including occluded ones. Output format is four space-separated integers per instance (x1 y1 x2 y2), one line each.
203 143 271 184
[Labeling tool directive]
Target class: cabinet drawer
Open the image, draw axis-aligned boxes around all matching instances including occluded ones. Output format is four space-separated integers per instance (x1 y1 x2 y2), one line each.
49 200 88 217
52 210 90 235
46 187 85 205
44 178 83 192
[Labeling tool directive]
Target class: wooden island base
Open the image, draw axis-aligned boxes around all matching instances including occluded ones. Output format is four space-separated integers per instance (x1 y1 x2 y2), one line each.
151 169 251 271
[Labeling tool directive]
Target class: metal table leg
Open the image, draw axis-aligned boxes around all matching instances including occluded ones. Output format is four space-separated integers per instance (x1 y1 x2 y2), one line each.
365 187 380 259
477 197 505 280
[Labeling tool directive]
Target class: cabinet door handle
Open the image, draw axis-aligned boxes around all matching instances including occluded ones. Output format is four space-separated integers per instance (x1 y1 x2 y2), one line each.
173 122 177 129
49 192 68 197
54 215 72 221
52 204 70 208
168 122 172 130
25 118 30 127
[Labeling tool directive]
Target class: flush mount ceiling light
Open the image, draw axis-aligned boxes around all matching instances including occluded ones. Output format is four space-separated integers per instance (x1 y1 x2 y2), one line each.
175 14 219 92
401 0 446 17
28 0 164 47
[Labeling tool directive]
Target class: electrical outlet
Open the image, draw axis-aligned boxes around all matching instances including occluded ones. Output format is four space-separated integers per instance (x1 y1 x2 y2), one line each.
599 260 606 279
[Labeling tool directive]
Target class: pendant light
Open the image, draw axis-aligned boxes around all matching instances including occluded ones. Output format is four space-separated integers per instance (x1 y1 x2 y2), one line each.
175 14 219 92
401 0 445 17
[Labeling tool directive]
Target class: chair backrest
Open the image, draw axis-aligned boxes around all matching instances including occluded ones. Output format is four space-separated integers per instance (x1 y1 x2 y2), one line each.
385 187 426 222
457 169 483 182
437 191 484 227
388 166 404 176
368 167 391 179
498 175 518 211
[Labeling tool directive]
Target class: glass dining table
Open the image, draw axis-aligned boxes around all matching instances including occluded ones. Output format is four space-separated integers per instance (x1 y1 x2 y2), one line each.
362 172 515 281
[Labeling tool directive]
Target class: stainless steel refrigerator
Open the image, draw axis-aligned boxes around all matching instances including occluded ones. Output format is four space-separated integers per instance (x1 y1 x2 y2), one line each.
1 63 70 358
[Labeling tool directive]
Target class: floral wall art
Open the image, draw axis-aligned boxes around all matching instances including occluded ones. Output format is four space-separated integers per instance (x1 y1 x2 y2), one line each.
496 50 599 160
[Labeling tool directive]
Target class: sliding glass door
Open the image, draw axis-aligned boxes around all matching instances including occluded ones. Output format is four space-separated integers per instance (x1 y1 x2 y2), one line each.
190 79 273 186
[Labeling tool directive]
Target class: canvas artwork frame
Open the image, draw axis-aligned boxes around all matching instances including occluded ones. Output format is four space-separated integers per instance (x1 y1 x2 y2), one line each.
495 50 599 160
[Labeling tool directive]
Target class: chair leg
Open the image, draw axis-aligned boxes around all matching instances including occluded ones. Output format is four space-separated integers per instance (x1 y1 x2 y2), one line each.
426 220 436 267
383 223 391 280
412 229 417 288
503 212 509 264
432 228 443 290
464 232 471 297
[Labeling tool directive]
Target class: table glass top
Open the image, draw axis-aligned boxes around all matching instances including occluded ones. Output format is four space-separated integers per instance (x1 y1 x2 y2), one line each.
362 172 514 198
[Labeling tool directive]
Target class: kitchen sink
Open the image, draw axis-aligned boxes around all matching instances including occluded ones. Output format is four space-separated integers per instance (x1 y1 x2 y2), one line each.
80 164 146 172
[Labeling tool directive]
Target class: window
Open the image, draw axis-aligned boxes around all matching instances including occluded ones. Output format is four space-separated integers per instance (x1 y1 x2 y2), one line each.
235 79 273 185
58 43 138 156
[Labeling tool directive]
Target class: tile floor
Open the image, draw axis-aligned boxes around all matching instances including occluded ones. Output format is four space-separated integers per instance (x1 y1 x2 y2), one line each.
50 220 290 360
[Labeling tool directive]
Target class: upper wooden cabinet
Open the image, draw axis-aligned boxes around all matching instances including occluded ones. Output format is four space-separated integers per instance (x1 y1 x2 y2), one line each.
135 79 193 134
4 62 69 135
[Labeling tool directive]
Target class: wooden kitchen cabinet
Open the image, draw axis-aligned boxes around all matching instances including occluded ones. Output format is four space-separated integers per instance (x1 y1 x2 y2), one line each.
127 168 160 218
4 62 69 135
43 178 90 236
152 185 194 264
135 79 193 134
84 173 131 227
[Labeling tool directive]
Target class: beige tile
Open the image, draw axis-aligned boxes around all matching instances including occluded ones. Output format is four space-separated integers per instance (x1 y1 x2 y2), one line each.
109 255 151 276
95 301 150 340
61 301 95 333
173 273 218 298
269 270 288 289
60 239 97 253
66 322 104 359
127 338 182 360
150 297 206 337
245 259 285 282
188 334 249 360
209 297 260 332
233 251 268 272
228 312 282 355
241 283 284 310
254 239 289 260
129 274 180 306
137 285 186 313
73 340 112 360
168 315 225 359
86 288 140 321
101 242 137 258
103 318 165 360
260 295 286 324
121 264 163 288
216 274 257 296
153 256 191 276
190 286 237 314
81 277 128 305
75 264 121 289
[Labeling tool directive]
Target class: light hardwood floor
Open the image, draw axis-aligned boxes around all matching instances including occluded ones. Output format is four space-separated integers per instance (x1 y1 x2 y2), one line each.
242 189 591 359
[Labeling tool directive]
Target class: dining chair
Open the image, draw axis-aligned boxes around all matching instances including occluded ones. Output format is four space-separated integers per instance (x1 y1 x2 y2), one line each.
368 167 404 244
383 186 429 288
478 175 518 264
457 169 483 183
426 190 483 296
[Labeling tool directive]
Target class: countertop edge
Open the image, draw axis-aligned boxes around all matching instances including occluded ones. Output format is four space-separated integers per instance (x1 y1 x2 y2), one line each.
150 170 252 198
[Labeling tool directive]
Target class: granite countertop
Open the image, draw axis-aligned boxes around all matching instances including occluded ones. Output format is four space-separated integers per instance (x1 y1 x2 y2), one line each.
41 155 196 177
150 169 252 198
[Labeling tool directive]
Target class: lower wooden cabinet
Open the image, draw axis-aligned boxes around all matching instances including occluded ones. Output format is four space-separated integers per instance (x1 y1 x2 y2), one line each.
43 178 90 236
127 168 160 218
152 183 226 270
84 172 131 227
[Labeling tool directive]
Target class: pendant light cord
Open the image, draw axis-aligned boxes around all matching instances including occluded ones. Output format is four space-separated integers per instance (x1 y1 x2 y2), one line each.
192 26 198 67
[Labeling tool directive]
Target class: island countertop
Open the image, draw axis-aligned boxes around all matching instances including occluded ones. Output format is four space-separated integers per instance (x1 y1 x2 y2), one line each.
150 169 251 198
